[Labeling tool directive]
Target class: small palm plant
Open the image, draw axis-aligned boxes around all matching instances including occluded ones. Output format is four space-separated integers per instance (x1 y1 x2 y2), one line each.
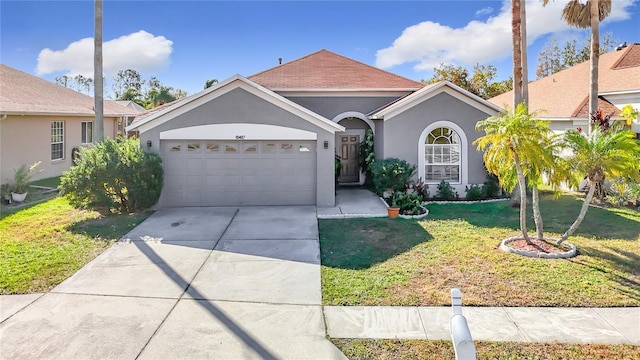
474 103 555 244
12 161 41 194
557 124 640 244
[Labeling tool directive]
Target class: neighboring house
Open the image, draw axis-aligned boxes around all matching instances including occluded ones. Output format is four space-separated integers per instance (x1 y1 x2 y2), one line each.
490 43 640 135
0 64 141 183
127 50 501 207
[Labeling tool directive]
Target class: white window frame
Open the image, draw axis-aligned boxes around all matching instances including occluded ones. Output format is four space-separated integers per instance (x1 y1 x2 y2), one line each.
418 121 468 185
51 121 65 161
81 121 93 144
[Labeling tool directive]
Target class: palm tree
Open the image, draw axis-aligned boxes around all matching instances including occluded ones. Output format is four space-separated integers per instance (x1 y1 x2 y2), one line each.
558 125 640 244
93 0 104 141
474 104 554 244
204 78 218 89
543 0 612 132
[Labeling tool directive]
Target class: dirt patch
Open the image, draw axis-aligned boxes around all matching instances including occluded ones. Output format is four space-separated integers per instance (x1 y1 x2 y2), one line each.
509 238 570 255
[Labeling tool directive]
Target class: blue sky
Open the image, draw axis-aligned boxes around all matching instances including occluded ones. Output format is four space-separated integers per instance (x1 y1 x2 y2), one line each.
1 0 638 97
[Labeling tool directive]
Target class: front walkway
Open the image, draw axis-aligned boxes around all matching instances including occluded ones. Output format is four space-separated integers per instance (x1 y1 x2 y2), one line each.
317 187 388 219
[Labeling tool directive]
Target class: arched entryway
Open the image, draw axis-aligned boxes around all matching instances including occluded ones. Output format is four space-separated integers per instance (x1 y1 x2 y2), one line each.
334 113 373 185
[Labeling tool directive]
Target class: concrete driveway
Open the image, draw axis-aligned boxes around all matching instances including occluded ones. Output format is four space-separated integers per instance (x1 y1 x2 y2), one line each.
0 206 346 359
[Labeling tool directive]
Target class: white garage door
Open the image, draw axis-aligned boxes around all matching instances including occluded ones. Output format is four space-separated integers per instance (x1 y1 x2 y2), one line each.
161 140 317 206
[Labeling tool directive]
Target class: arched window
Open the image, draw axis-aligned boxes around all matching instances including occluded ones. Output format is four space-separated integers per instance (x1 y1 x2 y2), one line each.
424 127 461 183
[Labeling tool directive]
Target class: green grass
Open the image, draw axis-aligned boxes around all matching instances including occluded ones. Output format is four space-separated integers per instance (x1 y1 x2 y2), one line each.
320 193 640 307
0 197 149 294
332 339 640 360
1 176 62 218
30 176 61 188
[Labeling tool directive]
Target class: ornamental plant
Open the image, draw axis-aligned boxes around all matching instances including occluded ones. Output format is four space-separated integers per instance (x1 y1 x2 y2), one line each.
60 136 163 214
371 158 416 195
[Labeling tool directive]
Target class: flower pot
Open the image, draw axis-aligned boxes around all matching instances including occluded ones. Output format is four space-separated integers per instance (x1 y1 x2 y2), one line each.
11 192 27 202
387 207 400 219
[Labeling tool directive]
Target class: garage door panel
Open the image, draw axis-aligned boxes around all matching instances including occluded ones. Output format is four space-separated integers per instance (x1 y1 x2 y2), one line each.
161 140 316 206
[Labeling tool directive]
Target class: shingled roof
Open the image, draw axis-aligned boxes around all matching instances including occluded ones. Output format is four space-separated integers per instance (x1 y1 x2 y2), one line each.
248 49 424 90
0 64 139 116
489 43 640 118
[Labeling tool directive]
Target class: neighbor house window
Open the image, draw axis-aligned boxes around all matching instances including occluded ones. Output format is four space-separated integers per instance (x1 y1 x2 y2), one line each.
424 127 461 183
81 121 93 144
51 121 64 160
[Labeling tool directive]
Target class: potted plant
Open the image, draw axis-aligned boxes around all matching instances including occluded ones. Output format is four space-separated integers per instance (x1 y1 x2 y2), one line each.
10 162 40 202
1 184 11 204
386 191 402 219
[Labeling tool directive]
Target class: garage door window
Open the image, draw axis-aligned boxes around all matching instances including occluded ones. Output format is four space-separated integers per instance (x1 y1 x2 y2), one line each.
170 144 181 152
280 143 294 153
225 143 238 153
299 145 311 152
206 143 219 153
262 143 276 154
187 143 201 152
243 143 258 153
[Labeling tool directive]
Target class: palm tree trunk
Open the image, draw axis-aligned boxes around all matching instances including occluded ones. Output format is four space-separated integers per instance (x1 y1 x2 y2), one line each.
557 180 596 244
512 0 523 106
94 0 104 141
514 153 531 244
520 0 528 104
532 185 543 240
588 0 599 134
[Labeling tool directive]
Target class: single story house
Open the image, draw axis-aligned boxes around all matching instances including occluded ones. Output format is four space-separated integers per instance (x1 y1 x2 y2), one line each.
0 64 142 183
127 50 502 207
490 43 640 136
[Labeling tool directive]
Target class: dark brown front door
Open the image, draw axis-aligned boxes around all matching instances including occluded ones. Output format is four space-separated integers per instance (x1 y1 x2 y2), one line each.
339 135 360 183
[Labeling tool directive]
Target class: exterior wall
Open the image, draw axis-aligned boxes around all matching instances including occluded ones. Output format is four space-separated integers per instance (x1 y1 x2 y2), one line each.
0 114 118 184
139 88 338 207
284 96 401 120
373 120 385 160
381 92 493 194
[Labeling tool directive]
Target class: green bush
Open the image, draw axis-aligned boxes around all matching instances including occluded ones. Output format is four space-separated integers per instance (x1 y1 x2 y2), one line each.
436 180 457 200
482 174 501 198
395 192 423 215
371 158 416 195
59 136 163 214
465 184 483 200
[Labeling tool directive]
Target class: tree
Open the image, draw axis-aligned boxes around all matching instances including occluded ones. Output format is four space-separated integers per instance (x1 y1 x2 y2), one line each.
558 125 640 244
536 34 617 78
543 0 612 132
94 0 104 141
74 74 93 95
55 75 70 88
113 69 143 99
204 78 219 89
474 104 554 244
424 63 512 99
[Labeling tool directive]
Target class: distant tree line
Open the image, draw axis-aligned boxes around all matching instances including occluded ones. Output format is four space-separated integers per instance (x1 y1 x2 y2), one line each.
536 33 618 79
422 63 513 100
56 69 190 109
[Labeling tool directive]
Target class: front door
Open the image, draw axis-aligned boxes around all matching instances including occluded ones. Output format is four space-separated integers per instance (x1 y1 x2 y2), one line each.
338 135 360 183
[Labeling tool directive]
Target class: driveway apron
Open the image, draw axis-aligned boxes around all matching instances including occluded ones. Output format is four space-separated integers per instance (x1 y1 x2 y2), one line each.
0 206 345 360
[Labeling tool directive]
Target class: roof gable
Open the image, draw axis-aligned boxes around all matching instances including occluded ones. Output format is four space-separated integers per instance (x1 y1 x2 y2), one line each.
127 75 345 134
370 81 502 120
489 43 640 118
0 64 139 117
248 49 423 91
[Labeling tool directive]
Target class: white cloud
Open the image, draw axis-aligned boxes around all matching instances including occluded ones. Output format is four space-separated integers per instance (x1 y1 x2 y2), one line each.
376 0 636 72
475 7 494 16
37 30 173 77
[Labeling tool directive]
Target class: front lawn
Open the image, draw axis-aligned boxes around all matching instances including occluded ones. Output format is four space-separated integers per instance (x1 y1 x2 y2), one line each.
320 193 640 307
0 197 149 294
332 339 640 360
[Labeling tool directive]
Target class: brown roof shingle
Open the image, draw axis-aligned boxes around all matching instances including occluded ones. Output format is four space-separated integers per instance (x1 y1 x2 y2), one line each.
489 43 640 118
0 64 139 116
248 49 424 90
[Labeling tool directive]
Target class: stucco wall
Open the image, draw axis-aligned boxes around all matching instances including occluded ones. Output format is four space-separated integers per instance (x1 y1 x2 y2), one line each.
284 96 401 120
0 115 118 184
139 88 338 207
381 92 493 192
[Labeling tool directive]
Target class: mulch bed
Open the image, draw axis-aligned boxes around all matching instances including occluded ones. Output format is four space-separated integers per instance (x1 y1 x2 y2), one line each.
508 238 568 255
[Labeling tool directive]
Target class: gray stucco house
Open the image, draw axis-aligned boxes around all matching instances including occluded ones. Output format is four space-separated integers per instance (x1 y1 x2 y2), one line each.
127 50 501 207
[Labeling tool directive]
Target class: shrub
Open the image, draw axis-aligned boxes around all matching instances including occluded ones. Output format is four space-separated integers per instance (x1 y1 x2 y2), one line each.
465 184 483 200
371 158 416 195
358 129 375 187
396 192 424 215
436 180 457 200
607 178 635 207
412 178 430 202
11 162 41 194
482 174 501 199
60 136 163 214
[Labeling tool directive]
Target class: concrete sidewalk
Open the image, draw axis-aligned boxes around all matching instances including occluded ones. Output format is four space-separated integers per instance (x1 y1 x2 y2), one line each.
324 306 640 344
